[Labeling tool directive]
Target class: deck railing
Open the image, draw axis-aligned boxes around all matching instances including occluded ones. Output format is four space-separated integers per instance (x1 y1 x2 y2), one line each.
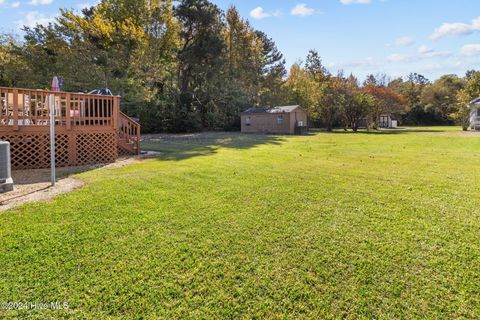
0 87 120 130
0 86 140 168
118 111 141 154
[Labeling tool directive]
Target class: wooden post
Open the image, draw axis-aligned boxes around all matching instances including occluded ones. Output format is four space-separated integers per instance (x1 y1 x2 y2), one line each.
136 123 141 155
66 93 71 130
113 96 120 130
13 89 18 131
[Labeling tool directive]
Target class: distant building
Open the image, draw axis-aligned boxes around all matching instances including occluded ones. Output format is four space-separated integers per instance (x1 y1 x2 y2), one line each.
241 105 308 134
359 113 398 129
379 114 398 128
470 97 480 131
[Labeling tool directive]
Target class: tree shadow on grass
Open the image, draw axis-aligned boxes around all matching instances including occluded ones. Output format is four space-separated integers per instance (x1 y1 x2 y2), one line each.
141 132 286 161
310 127 455 135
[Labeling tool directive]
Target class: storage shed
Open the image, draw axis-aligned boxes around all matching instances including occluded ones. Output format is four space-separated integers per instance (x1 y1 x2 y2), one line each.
379 114 398 128
241 105 308 134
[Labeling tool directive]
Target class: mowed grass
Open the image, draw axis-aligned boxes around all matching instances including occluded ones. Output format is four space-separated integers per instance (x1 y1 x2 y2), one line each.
1 127 480 319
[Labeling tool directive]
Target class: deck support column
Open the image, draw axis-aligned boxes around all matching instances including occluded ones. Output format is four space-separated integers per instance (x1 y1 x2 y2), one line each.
113 96 120 130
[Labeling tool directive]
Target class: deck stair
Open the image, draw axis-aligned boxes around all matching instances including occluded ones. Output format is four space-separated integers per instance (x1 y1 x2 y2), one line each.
117 111 140 156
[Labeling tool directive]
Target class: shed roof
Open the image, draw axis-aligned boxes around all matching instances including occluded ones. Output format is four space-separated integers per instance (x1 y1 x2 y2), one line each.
241 105 301 115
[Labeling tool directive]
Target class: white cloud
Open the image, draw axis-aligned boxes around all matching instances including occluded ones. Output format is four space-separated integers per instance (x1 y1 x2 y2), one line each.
419 46 451 58
431 23 474 39
386 53 408 62
393 36 414 47
291 4 315 16
429 52 451 58
0 0 20 8
431 17 480 40
29 0 53 5
339 0 371 4
386 47 452 64
461 44 480 57
250 7 281 20
416 46 451 58
250 7 271 20
17 11 55 28
418 45 433 55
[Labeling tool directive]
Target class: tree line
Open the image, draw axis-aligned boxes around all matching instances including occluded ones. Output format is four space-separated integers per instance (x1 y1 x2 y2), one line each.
1 0 479 132
286 57 480 131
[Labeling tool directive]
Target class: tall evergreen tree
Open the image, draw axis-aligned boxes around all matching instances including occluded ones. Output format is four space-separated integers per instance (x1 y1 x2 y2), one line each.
256 31 286 107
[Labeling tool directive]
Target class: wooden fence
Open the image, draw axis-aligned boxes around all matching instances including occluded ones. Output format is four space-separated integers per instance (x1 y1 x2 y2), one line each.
0 87 140 169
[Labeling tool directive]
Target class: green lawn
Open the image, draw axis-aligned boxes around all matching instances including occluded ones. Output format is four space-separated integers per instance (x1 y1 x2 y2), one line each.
1 127 479 319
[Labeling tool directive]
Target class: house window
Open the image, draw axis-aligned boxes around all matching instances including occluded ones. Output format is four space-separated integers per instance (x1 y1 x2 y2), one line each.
477 109 480 117
277 115 284 125
245 116 251 126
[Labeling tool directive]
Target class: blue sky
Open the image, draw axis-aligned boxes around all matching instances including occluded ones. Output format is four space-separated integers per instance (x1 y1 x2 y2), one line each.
1 0 479 81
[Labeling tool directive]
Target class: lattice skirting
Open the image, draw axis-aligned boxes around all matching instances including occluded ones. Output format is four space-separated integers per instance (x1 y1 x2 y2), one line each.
118 145 134 157
0 131 118 169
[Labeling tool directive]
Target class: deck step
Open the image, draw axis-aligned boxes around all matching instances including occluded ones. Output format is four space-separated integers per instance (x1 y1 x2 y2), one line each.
116 112 140 155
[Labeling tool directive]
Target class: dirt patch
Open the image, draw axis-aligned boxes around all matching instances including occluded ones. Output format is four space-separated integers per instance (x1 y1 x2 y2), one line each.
0 177 83 212
0 157 148 212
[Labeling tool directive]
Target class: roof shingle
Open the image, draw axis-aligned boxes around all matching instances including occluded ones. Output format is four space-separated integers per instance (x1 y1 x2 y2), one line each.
241 105 300 115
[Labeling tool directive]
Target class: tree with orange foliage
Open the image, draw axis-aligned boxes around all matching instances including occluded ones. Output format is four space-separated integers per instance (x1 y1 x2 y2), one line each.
364 85 406 129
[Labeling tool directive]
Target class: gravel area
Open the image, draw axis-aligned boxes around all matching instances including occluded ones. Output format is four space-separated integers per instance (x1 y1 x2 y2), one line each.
0 157 145 212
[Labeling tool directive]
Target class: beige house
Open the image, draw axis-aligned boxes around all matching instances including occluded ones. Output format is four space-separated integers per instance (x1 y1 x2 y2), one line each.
470 97 480 131
241 105 308 134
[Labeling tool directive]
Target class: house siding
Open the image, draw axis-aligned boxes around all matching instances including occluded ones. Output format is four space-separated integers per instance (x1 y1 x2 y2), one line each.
470 107 480 130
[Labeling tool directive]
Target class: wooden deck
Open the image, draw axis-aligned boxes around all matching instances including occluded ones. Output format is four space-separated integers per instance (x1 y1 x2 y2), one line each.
0 87 140 169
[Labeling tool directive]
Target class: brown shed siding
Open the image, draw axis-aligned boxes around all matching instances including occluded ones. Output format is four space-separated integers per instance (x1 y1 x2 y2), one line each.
241 107 307 134
241 113 293 134
290 110 307 129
